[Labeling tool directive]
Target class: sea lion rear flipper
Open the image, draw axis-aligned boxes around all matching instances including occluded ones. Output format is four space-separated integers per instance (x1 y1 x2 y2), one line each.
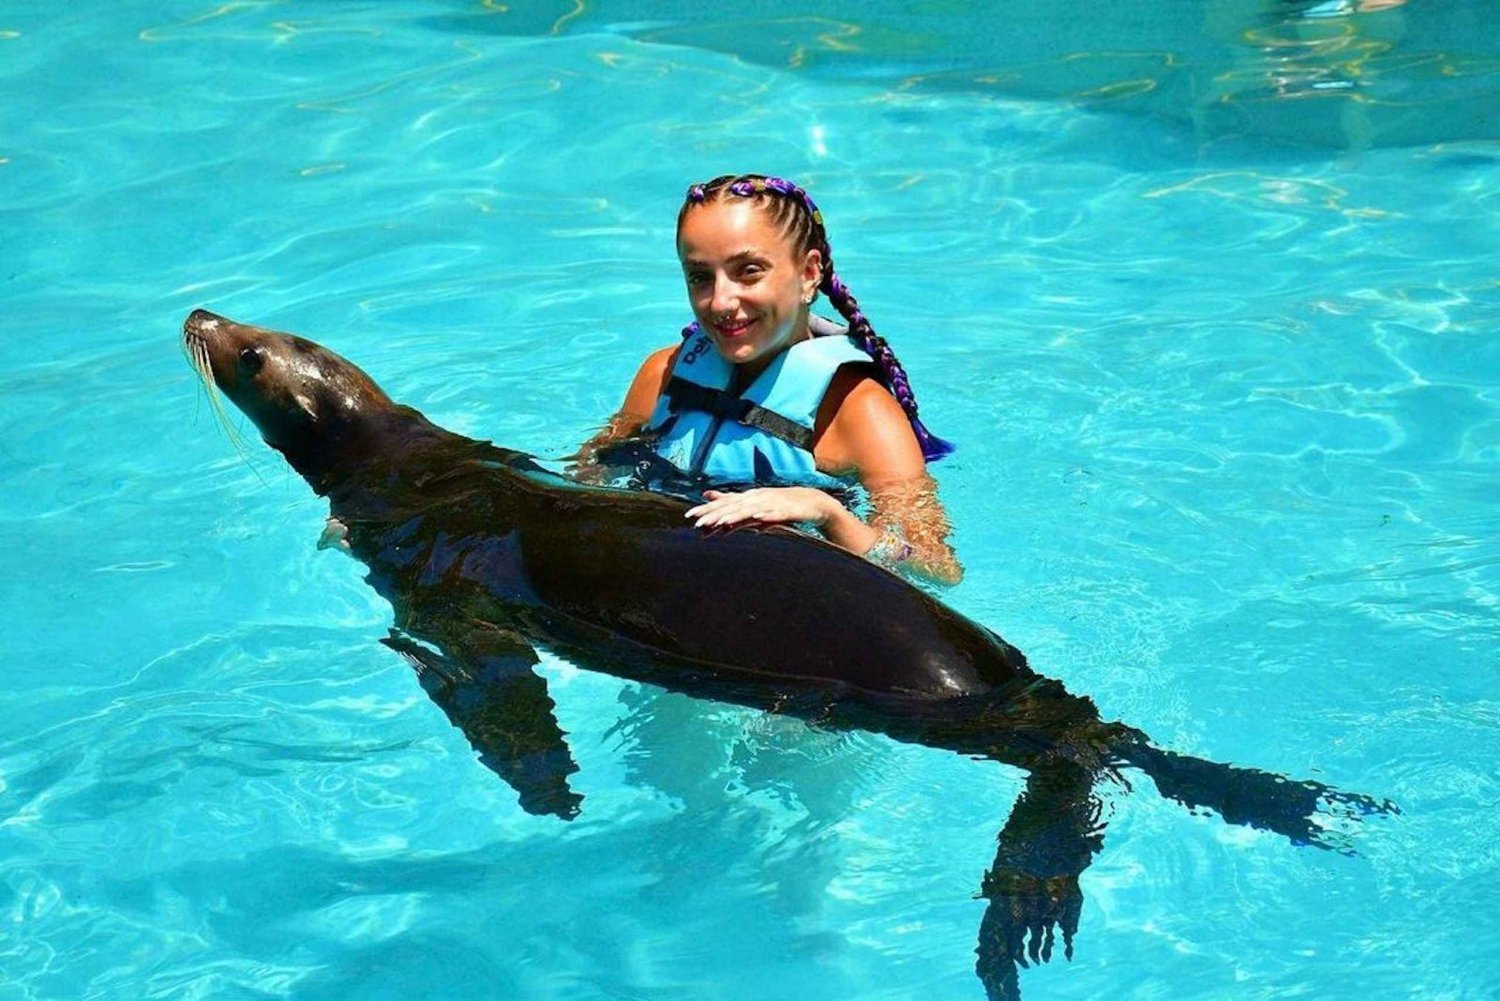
1107 728 1397 852
381 625 583 821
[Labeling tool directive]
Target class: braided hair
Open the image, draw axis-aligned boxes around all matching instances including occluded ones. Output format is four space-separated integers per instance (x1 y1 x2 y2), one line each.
678 174 954 461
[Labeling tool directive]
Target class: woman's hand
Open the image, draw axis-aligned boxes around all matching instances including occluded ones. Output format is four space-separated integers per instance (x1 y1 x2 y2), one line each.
684 487 842 531
686 488 885 566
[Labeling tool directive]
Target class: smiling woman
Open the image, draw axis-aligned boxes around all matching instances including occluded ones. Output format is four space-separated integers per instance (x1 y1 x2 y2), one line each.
577 174 962 585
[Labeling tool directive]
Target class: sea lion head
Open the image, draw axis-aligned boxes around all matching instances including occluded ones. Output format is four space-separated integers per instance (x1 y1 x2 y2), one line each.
183 309 396 483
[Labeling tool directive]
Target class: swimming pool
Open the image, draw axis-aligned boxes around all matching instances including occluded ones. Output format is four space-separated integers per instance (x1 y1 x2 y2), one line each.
3 2 1497 998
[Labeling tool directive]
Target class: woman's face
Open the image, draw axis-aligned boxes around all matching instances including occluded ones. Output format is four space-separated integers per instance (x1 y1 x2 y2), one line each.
677 199 822 373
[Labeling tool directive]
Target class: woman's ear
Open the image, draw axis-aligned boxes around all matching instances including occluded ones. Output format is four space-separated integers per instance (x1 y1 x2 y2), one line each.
801 248 824 303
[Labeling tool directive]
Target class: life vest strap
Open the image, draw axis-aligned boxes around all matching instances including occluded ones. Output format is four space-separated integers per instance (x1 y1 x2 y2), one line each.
663 377 814 451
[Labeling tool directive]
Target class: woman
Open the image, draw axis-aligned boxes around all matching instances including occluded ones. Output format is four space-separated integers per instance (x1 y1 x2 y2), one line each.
580 174 962 585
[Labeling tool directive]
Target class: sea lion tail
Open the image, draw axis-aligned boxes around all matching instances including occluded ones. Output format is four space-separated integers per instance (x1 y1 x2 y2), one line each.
1106 727 1397 853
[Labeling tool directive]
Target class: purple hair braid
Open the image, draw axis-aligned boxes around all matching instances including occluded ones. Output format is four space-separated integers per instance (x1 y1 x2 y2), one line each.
819 265 954 461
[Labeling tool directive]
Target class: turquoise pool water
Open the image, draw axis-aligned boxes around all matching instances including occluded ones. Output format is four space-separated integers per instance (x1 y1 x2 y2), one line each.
3 2 1497 998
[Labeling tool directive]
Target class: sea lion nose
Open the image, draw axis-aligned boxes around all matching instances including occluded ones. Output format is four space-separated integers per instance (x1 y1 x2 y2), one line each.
185 308 226 334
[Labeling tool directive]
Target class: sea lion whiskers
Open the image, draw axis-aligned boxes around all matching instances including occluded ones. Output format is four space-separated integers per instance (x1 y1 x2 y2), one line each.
183 332 240 445
183 327 265 480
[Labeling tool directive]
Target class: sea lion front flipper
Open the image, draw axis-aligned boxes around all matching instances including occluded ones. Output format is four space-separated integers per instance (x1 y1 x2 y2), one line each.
381 625 583 821
975 762 1103 1000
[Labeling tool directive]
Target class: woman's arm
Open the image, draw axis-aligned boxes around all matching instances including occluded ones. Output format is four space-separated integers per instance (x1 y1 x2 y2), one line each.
818 372 963 585
684 369 963 586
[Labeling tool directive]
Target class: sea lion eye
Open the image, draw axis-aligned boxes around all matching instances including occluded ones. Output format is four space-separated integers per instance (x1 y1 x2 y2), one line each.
238 346 264 375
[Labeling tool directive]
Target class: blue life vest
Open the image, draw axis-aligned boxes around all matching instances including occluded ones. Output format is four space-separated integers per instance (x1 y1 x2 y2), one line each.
643 320 876 488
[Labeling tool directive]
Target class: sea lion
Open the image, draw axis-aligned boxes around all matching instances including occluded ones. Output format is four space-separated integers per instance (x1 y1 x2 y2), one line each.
182 308 1392 1001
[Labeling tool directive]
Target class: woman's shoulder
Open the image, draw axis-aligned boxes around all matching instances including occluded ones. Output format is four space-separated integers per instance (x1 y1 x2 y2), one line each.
619 344 682 420
822 368 909 431
639 343 681 375
813 368 925 479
